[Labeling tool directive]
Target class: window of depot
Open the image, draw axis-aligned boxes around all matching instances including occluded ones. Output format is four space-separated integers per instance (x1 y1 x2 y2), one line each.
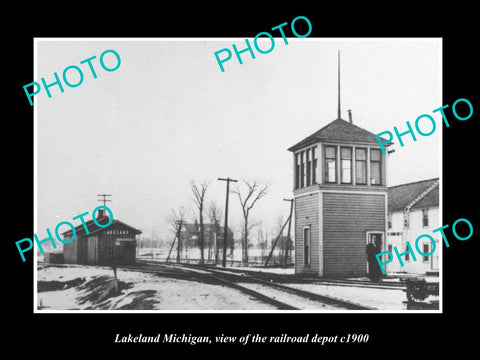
355 148 367 185
370 148 381 185
324 146 337 183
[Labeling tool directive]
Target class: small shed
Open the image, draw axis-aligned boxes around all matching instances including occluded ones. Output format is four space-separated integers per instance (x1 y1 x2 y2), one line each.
62 209 142 266
43 251 64 264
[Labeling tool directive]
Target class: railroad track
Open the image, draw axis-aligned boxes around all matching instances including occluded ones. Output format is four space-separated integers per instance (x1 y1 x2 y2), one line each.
118 262 297 310
136 261 375 310
222 268 406 290
40 261 375 310
153 261 406 291
311 278 406 290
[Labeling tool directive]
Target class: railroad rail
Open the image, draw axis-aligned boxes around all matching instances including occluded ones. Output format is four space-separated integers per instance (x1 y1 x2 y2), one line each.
140 261 374 310
39 261 297 309
141 260 406 291
39 261 376 310
125 262 300 310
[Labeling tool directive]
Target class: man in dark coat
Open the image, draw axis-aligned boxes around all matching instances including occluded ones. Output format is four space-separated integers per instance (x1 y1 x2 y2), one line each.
366 240 381 282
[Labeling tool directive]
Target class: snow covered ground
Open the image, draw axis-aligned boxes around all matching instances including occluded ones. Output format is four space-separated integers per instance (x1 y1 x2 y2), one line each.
36 264 439 312
236 282 344 310
288 283 407 310
210 267 439 310
37 265 277 311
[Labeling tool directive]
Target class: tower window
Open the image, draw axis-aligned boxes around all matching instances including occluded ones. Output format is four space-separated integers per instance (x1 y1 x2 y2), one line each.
324 146 337 183
340 147 352 184
295 146 318 189
306 148 311 186
370 149 381 185
300 151 305 188
295 153 300 189
355 148 367 184
312 147 317 184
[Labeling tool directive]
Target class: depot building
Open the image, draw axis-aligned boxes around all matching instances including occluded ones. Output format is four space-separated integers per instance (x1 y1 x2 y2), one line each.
62 208 142 265
288 108 389 278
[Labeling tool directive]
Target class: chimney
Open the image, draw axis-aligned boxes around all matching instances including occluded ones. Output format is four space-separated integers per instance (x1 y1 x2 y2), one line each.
97 208 105 219
348 109 352 123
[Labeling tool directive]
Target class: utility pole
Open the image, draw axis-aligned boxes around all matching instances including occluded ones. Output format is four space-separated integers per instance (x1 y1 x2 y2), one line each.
218 177 237 267
265 198 294 267
166 220 183 264
283 198 294 266
97 194 112 207
166 237 176 263
99 194 116 285
175 220 183 263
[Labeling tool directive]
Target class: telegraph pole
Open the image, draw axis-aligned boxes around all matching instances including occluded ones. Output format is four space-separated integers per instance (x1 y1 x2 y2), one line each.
98 194 115 291
218 177 237 267
175 220 183 263
97 194 112 207
265 198 294 267
283 198 294 266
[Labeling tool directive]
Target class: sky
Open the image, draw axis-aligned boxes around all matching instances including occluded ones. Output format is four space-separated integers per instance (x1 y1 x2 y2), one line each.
35 38 441 242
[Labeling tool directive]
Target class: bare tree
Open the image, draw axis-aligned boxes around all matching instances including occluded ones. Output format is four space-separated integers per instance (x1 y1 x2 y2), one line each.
166 206 186 263
239 218 259 262
191 180 210 264
232 179 269 264
208 200 223 263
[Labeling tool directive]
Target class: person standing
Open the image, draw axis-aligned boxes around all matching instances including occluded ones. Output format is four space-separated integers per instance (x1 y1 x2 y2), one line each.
366 239 381 281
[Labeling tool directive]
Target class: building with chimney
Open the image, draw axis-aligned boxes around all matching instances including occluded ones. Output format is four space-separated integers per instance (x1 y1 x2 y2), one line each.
62 208 142 265
288 53 390 278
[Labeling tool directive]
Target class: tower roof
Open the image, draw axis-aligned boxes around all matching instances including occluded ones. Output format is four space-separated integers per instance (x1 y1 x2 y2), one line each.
288 118 386 152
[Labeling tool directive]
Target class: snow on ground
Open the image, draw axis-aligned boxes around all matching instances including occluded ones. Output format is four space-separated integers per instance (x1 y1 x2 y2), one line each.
211 267 414 310
236 282 342 310
36 264 439 311
37 266 277 311
287 283 407 310
217 266 438 310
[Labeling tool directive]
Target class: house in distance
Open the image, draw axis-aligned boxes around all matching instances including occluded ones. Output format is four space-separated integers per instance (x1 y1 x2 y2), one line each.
179 221 234 261
62 208 142 265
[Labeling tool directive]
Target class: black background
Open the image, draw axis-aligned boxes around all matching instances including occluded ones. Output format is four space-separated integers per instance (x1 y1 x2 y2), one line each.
5 4 478 356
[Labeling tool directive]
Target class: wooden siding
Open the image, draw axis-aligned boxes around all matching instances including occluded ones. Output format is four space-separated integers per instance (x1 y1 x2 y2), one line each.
87 236 98 264
323 192 385 277
63 234 88 264
295 192 319 275
62 222 137 265
77 235 88 264
96 223 137 265
62 235 76 263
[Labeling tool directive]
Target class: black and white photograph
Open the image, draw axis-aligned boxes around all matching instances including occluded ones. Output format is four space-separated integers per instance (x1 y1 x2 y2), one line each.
33 38 441 312
6 7 478 355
